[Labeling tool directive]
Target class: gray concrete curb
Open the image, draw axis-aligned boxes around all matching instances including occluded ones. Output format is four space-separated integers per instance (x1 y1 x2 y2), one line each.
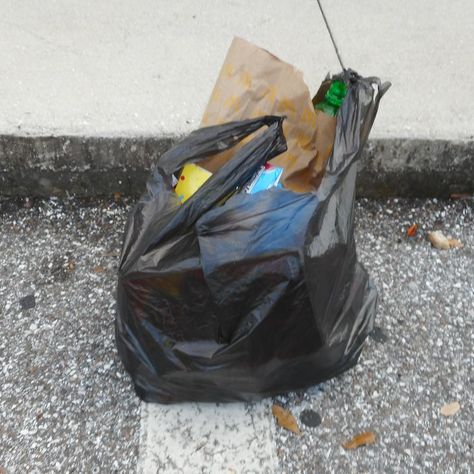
1 135 472 197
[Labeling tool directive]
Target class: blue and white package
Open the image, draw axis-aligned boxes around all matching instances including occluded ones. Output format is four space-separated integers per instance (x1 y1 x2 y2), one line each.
244 164 284 194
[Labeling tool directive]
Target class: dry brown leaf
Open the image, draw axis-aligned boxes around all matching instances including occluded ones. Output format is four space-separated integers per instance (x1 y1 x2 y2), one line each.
450 193 472 200
428 230 463 250
342 431 376 449
66 261 76 272
428 231 451 250
271 404 301 435
407 223 418 237
92 265 106 273
113 192 121 203
448 238 463 249
440 401 460 416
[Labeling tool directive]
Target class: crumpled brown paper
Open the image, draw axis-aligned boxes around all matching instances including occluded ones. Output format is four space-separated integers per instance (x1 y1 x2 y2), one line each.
200 36 333 192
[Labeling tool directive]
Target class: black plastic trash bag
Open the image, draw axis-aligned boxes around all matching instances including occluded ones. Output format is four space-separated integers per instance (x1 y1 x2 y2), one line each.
116 71 389 403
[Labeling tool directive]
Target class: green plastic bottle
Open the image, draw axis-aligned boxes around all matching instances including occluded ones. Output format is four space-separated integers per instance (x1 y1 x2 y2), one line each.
314 80 348 117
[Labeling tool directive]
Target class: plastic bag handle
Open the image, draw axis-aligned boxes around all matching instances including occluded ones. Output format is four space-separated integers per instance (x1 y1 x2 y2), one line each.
316 73 390 202
157 115 286 175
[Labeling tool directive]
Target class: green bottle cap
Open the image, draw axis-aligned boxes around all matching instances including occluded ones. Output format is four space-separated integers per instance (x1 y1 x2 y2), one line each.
325 80 347 108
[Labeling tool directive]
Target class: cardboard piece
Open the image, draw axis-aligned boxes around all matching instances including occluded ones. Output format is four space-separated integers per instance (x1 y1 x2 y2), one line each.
200 37 337 193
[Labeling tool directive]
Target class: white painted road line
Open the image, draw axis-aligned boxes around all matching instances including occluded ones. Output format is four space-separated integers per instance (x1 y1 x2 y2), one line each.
138 400 277 474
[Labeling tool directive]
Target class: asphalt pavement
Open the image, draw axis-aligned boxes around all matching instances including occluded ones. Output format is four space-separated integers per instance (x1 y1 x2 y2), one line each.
0 196 472 473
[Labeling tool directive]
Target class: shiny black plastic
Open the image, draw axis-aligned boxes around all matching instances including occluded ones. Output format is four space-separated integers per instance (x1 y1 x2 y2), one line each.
116 71 390 403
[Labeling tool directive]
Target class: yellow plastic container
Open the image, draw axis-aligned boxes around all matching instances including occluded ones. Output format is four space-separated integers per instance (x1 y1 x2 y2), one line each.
175 163 213 203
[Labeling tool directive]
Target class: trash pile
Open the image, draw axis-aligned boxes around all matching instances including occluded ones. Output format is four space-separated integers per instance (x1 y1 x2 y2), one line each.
115 37 390 403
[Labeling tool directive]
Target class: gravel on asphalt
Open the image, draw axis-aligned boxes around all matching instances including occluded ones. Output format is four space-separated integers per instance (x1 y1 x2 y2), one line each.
0 197 140 473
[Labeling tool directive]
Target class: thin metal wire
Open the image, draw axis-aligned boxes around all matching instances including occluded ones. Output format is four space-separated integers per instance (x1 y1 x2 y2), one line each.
316 0 346 71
